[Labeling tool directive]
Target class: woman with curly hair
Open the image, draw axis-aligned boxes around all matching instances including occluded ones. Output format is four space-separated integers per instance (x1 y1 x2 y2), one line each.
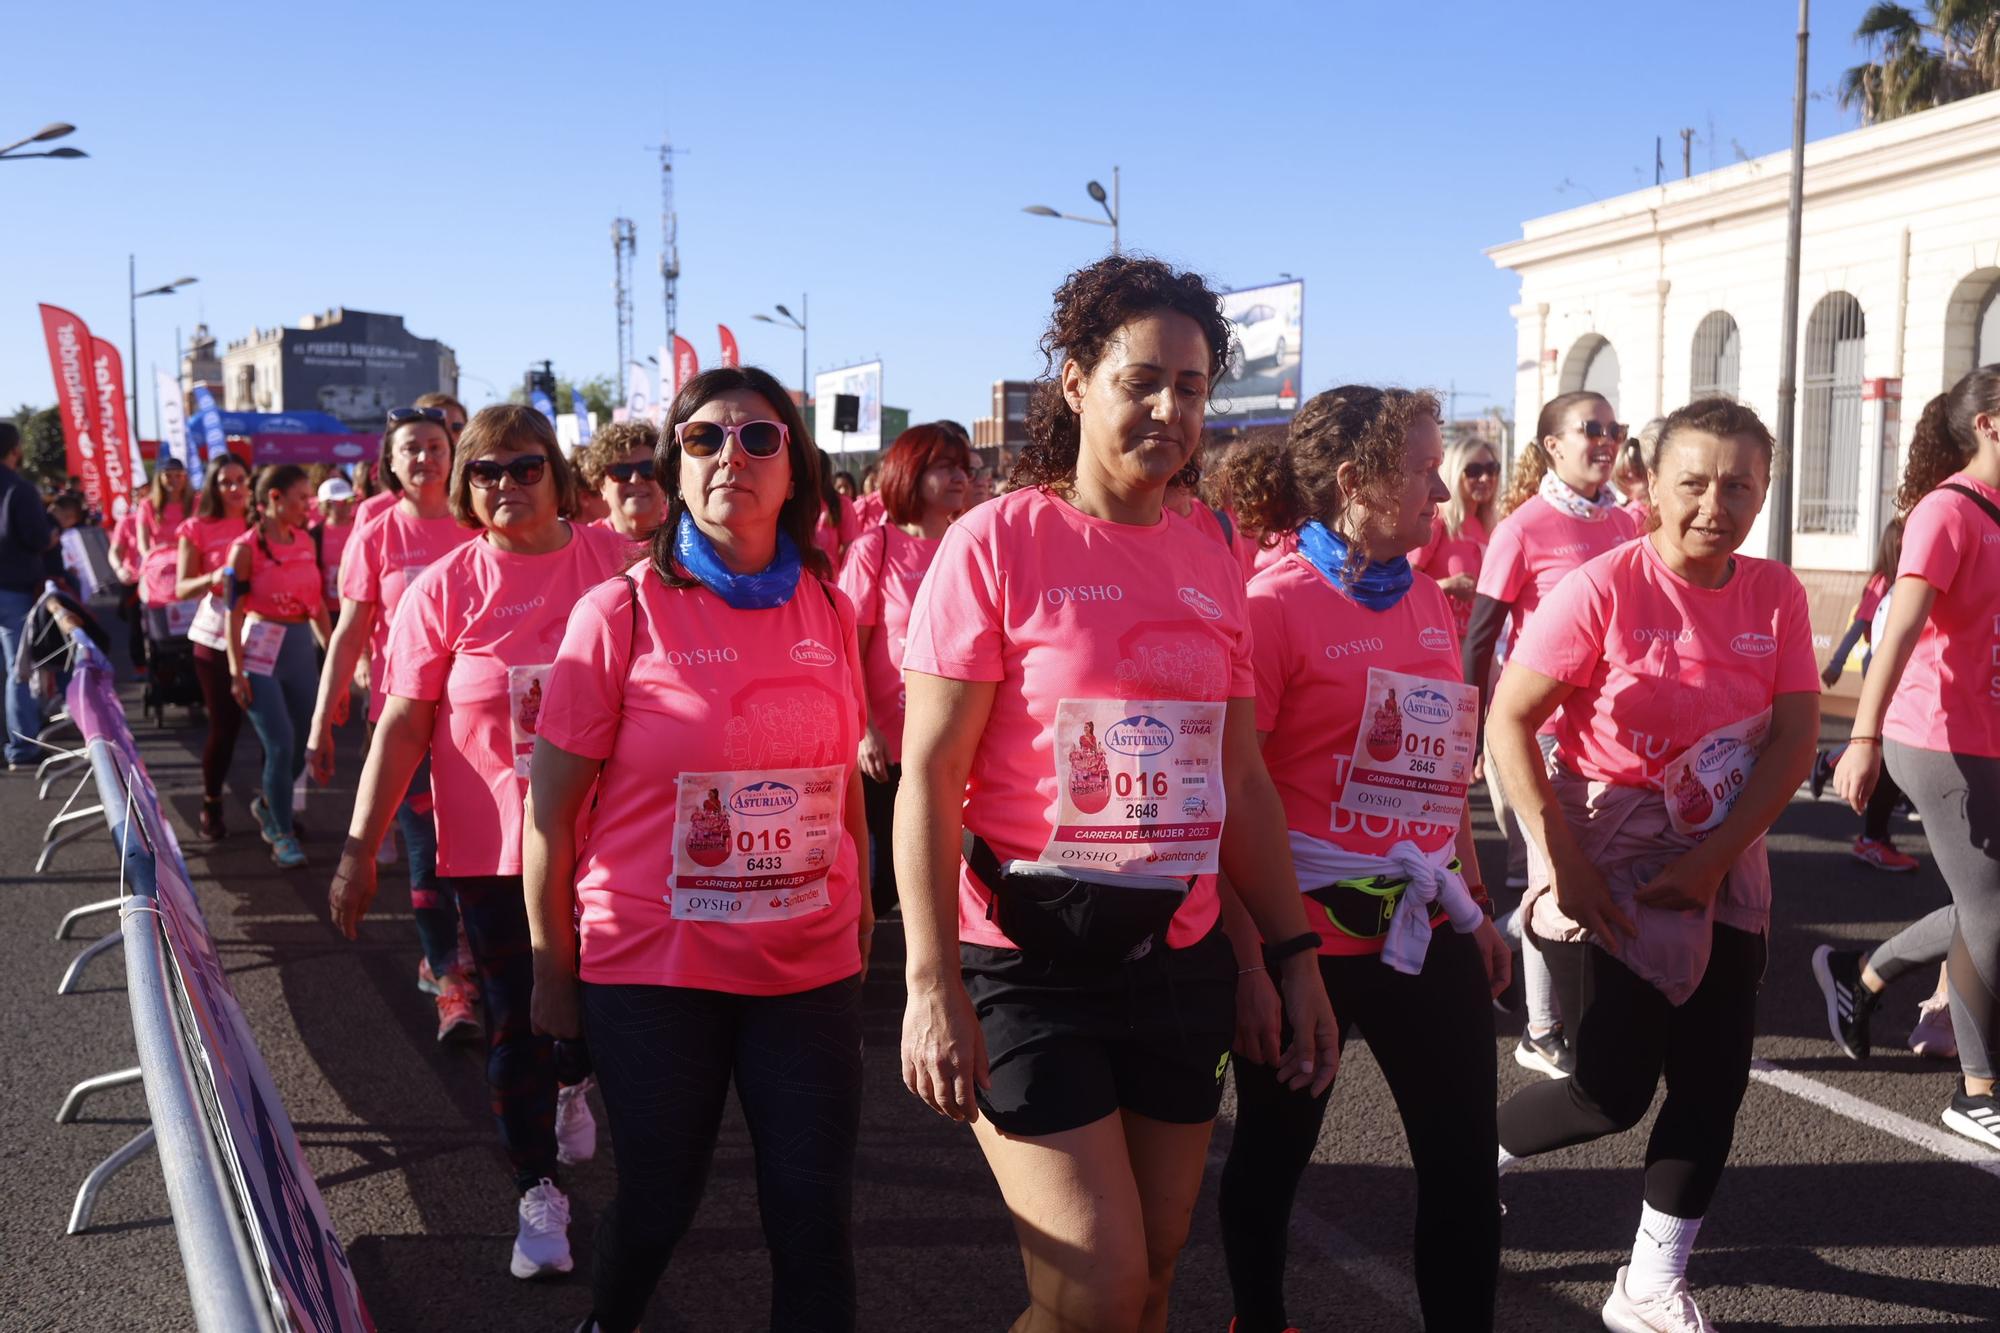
897 255 1338 1332
1833 364 2000 1151
1215 386 1511 1333
577 420 665 554
1462 390 1639 1079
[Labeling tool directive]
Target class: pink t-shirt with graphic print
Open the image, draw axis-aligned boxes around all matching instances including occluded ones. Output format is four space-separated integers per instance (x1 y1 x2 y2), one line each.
1509 536 1820 789
1885 472 2000 758
538 572 867 995
836 523 941 764
383 522 633 877
227 528 324 621
340 503 478 722
1249 556 1464 956
900 486 1255 951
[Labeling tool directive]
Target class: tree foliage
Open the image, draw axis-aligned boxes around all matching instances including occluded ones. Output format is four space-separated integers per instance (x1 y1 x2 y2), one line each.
1839 0 2000 123
10 405 69 488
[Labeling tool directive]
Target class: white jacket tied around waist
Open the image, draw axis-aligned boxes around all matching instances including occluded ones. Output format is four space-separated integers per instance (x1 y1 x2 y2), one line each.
1289 833 1486 975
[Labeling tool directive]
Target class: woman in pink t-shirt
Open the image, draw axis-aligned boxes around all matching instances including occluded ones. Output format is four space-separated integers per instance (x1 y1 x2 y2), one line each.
222 465 332 869
307 408 477 1031
326 406 627 1282
172 455 251 840
1213 386 1511 1332
577 419 664 554
1414 434 1499 638
1833 365 2000 1151
1488 399 1819 1330
837 423 970 918
135 458 191 560
523 367 871 1329
1463 389 1639 1080
895 257 1337 1333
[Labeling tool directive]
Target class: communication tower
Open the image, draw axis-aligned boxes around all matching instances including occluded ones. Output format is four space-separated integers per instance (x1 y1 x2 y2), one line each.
612 217 637 380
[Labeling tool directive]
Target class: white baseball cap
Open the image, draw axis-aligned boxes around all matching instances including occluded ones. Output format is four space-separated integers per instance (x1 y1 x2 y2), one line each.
317 476 356 502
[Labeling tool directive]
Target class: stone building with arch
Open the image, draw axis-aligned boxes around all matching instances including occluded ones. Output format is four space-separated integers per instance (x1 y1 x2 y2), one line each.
1489 89 2000 661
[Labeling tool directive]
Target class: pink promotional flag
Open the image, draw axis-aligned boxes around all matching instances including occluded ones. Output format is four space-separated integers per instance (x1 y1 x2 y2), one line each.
672 335 700 398
89 337 138 521
717 324 740 369
38 304 113 514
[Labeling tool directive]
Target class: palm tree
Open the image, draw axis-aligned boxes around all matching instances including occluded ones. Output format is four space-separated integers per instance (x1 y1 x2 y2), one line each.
1838 0 2000 123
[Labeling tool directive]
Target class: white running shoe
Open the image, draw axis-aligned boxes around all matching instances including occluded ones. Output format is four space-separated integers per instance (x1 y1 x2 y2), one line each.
509 1178 574 1279
1908 996 1957 1059
556 1080 598 1166
1601 1264 1714 1332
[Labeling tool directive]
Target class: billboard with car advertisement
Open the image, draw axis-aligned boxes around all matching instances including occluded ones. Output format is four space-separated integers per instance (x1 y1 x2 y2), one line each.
813 360 883 455
1209 279 1303 428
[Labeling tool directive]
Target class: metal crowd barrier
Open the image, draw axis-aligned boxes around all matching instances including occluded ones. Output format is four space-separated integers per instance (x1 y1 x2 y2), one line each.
42 637 372 1332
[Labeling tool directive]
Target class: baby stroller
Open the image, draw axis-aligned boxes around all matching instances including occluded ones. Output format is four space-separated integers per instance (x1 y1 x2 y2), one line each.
137 547 204 728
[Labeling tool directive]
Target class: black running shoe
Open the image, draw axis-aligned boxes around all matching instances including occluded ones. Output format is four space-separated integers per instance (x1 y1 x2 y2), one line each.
1809 748 1834 800
1942 1082 2000 1151
1515 1026 1576 1079
1812 945 1877 1060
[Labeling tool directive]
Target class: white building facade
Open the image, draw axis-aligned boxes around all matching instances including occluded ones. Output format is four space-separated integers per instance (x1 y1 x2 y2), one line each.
1490 89 2000 624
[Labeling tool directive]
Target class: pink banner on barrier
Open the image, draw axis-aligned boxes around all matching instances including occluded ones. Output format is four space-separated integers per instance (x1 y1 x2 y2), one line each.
249 433 380 466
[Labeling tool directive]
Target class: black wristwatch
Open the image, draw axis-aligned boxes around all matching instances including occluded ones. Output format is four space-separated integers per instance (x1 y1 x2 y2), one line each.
1261 932 1320 968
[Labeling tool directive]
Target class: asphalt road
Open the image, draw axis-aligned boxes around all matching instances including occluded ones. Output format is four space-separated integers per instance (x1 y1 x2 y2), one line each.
4 646 1999 1332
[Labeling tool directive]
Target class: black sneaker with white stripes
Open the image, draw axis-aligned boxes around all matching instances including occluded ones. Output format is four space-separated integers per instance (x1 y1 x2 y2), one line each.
1942 1082 2000 1151
1812 945 1878 1060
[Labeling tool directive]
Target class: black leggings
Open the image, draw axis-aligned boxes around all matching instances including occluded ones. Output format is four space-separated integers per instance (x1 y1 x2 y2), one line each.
581 973 864 1333
1498 924 1765 1219
446 875 559 1192
861 764 900 917
190 644 243 802
1863 763 1905 843
1219 928 1499 1333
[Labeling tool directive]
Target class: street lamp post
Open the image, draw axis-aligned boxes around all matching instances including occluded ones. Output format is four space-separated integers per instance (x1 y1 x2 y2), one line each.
1770 0 1809 565
752 296 809 416
1022 166 1120 253
0 122 88 163
130 258 197 447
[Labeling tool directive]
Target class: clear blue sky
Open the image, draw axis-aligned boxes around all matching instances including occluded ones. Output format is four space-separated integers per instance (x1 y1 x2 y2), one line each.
3 0 1881 434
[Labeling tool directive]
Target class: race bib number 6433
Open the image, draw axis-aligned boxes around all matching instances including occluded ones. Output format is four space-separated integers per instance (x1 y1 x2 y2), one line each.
668 766 845 922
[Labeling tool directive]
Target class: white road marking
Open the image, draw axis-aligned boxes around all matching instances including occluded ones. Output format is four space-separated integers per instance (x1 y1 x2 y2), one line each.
1749 1058 2000 1181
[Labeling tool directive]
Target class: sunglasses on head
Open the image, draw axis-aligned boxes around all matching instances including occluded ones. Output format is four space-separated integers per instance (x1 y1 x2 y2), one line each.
387 406 447 425
1576 420 1629 442
1462 462 1500 480
606 460 657 483
674 419 788 459
465 456 548 489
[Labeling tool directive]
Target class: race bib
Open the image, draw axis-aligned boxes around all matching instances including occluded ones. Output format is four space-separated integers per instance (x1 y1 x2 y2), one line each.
187 595 227 652
667 765 845 922
1662 708 1771 836
241 619 284 678
1335 668 1479 826
507 665 552 779
1039 698 1226 876
164 599 202 637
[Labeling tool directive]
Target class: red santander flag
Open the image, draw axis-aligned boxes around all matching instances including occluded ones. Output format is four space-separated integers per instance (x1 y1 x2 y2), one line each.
89 338 137 520
672 334 700 398
717 324 740 369
38 304 114 514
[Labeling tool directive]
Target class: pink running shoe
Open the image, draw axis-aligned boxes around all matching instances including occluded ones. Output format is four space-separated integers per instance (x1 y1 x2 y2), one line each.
435 975 483 1044
1850 837 1919 873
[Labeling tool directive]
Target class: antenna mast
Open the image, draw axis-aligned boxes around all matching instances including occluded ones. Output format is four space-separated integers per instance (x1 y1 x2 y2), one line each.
654 137 683 355
612 218 636 381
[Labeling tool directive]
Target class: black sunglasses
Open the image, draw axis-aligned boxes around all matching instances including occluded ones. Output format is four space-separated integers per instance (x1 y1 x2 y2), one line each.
465 456 548 489
606 460 657 483
387 406 447 425
1462 462 1500 480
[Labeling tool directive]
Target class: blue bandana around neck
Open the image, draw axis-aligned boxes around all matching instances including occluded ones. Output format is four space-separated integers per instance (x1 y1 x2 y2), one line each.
1296 520 1414 611
674 511 802 609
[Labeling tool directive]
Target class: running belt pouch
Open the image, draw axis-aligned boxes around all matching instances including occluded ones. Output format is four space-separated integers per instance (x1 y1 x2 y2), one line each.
968 836 1188 963
1304 880 1404 940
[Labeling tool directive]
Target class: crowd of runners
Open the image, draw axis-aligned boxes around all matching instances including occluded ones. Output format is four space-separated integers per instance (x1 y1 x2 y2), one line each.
9 251 1998 1333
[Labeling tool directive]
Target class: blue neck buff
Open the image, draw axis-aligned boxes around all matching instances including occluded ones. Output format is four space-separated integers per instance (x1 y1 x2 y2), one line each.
674 511 802 609
1296 520 1413 611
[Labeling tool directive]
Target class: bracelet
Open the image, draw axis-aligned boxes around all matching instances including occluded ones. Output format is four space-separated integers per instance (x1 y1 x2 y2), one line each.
1262 932 1320 967
1236 965 1268 977
1848 735 1881 745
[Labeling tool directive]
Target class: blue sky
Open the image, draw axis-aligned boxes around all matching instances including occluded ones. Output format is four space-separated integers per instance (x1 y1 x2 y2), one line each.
4 0 1881 435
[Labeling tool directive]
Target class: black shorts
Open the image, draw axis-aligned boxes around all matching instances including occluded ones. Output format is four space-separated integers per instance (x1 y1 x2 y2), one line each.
961 924 1235 1137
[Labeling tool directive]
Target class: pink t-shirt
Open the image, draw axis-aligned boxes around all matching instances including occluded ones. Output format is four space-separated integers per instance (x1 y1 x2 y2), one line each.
836 524 941 763
814 497 862 570
354 489 398 527
1249 556 1463 956
901 487 1254 950
853 492 886 528
137 497 187 553
538 571 866 994
228 528 325 621
317 520 354 603
1510 537 1820 789
590 515 654 560
1476 495 1638 631
1884 472 2000 757
1854 572 1889 632
1247 529 1300 580
383 523 633 877
339 503 478 722
1621 499 1652 529
177 515 249 586
1415 512 1489 638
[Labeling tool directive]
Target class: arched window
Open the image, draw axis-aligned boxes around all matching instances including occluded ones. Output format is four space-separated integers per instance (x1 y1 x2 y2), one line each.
1979 282 2000 367
1559 334 1620 412
1800 293 1866 536
1690 312 1741 401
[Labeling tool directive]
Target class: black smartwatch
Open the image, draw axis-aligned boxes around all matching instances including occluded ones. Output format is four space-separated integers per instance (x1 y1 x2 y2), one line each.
1261 932 1320 968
